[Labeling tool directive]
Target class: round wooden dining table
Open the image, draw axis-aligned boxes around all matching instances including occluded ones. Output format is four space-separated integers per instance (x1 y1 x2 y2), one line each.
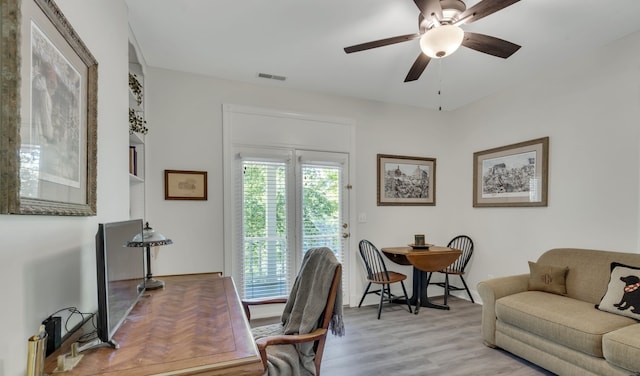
380 245 461 313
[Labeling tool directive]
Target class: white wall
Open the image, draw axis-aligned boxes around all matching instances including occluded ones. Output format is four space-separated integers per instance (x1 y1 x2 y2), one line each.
447 31 640 298
0 1 129 375
145 30 640 307
144 67 449 306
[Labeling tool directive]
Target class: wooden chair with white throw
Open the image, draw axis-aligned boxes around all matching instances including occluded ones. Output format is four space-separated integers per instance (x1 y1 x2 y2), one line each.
242 247 344 376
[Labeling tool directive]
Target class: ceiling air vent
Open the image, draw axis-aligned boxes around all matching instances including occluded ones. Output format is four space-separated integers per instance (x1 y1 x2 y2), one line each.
257 72 287 81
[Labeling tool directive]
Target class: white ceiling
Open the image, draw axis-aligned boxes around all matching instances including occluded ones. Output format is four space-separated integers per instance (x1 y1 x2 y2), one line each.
126 0 640 111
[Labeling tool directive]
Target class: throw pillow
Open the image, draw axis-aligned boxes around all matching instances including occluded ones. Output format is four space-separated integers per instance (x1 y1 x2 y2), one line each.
597 262 640 320
527 261 569 295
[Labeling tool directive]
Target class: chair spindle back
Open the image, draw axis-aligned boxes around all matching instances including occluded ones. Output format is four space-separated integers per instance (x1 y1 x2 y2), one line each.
358 239 391 282
446 235 474 272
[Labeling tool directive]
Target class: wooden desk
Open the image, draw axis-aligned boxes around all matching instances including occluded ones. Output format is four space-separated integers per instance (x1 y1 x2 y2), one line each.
381 246 461 313
45 274 264 376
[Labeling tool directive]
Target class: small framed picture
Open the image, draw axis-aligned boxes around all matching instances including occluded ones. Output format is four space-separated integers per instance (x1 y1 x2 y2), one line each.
377 154 436 206
164 170 208 200
473 137 549 207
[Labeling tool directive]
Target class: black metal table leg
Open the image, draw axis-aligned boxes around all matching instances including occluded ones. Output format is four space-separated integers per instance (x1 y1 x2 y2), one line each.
415 270 449 312
391 268 449 312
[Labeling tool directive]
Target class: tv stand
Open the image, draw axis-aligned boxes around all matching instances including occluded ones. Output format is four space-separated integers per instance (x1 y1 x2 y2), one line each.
77 337 119 352
45 274 263 375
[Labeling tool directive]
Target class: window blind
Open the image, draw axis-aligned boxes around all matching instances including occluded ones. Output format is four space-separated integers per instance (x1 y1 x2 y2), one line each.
240 159 291 299
299 160 346 291
300 163 342 255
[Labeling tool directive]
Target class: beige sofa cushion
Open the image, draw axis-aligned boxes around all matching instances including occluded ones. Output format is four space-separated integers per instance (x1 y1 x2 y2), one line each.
496 291 636 357
527 261 568 295
603 324 640 372
537 248 640 304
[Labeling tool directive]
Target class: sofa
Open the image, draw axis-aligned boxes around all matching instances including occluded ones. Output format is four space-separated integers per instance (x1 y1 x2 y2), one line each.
478 248 640 376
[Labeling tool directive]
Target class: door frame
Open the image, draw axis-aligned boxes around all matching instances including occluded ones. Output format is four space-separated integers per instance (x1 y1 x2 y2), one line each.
222 104 356 307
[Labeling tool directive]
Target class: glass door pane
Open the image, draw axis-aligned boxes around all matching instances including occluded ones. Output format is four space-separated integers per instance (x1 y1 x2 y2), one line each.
242 160 290 299
297 150 350 303
301 164 342 252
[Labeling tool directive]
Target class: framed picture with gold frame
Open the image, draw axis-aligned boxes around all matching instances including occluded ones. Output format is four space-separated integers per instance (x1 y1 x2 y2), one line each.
0 0 98 215
164 170 208 200
473 137 549 207
377 154 436 206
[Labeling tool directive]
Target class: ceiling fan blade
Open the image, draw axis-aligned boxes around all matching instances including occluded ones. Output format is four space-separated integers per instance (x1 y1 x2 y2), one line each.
404 53 431 82
461 31 520 58
414 0 442 21
457 0 520 25
344 33 420 54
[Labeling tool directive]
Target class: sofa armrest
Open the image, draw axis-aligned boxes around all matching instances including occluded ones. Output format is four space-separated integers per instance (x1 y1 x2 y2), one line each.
477 274 529 347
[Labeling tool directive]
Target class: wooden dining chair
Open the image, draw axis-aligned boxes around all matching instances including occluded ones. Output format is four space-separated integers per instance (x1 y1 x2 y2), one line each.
426 235 474 304
358 239 412 319
242 248 342 376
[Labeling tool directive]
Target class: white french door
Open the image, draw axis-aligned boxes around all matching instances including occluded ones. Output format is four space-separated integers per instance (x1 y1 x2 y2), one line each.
297 150 349 294
223 104 355 308
233 147 350 302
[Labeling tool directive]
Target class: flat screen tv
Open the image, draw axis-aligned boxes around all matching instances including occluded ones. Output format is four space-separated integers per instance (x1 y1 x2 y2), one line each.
93 219 146 349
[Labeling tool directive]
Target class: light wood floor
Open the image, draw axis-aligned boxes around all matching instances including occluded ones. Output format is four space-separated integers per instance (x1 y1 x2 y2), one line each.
253 296 556 376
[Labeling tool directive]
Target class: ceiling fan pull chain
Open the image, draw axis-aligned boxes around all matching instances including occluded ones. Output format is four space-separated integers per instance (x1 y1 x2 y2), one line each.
438 59 443 111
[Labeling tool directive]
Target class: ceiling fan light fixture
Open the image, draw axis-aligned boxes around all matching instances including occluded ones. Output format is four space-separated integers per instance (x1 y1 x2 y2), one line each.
419 24 464 59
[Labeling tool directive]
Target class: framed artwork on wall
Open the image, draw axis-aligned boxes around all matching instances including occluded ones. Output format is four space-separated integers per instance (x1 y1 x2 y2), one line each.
473 137 549 207
165 170 208 200
377 154 436 206
0 0 98 215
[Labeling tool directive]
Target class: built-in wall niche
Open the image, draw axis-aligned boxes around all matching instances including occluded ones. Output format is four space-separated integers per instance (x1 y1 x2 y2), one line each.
128 40 146 221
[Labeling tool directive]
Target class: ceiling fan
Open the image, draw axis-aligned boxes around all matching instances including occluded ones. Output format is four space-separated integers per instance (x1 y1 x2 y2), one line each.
344 0 522 82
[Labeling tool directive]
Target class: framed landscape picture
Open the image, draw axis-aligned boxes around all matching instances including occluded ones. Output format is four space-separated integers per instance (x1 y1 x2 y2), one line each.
473 137 549 207
0 0 98 215
165 170 208 200
377 154 436 206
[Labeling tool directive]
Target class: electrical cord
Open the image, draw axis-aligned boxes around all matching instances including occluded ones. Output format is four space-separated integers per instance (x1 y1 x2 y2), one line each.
45 306 97 342
77 329 98 343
